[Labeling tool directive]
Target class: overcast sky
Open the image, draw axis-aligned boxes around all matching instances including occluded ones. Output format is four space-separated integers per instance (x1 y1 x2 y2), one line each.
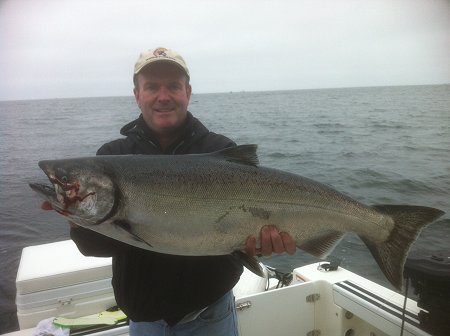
1 0 449 101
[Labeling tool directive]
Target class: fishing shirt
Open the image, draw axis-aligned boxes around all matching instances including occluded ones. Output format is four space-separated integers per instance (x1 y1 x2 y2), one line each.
70 112 243 326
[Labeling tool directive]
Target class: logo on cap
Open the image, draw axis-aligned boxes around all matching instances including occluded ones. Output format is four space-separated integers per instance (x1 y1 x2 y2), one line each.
153 47 168 57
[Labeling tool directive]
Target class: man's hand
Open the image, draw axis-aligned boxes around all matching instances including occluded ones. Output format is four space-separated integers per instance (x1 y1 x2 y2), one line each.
245 225 296 257
40 201 78 228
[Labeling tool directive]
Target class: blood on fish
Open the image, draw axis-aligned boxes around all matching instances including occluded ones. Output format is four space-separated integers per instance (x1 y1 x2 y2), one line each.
48 176 95 214
49 176 80 192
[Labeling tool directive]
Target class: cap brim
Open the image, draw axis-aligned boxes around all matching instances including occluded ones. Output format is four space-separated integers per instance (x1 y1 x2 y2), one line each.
134 59 189 78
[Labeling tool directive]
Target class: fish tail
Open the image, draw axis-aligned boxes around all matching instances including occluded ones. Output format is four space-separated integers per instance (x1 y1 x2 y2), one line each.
360 205 444 290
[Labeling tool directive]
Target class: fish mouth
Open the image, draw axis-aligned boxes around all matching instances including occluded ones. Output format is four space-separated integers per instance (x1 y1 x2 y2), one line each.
29 182 71 215
29 182 57 199
42 171 96 207
29 179 96 216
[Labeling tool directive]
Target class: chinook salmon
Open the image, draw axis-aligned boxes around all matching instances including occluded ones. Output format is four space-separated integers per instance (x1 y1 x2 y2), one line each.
30 145 444 289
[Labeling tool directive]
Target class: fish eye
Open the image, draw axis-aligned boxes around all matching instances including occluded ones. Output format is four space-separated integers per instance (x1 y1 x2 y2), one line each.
61 176 68 183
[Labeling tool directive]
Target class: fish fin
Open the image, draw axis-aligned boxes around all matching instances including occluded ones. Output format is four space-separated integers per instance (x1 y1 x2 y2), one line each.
216 145 259 166
361 205 444 290
298 232 344 258
232 250 265 277
113 219 153 248
70 216 98 227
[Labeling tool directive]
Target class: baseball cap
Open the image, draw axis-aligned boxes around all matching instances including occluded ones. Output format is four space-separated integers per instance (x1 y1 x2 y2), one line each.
134 47 190 78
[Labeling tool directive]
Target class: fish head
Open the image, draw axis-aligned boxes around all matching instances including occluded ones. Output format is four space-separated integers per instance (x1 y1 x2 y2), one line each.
35 158 116 225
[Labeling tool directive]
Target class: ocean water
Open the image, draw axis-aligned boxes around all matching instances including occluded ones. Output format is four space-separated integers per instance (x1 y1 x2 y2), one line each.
1 84 449 333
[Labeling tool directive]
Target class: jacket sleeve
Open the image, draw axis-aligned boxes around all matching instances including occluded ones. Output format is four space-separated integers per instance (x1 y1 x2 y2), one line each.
195 132 236 153
70 225 127 257
96 138 132 155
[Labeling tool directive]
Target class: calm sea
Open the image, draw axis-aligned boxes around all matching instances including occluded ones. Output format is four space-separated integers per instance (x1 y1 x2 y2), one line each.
1 85 449 333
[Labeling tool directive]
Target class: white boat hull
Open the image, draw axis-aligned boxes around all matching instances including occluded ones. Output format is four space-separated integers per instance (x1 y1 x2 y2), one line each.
4 241 433 336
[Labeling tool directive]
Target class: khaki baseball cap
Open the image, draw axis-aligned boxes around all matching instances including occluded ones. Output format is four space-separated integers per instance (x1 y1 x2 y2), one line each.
134 47 190 78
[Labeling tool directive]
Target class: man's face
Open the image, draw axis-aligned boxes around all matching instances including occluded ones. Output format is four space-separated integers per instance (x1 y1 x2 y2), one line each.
134 62 192 135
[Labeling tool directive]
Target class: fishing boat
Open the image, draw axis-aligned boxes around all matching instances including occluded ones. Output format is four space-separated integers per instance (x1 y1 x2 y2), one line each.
3 240 448 336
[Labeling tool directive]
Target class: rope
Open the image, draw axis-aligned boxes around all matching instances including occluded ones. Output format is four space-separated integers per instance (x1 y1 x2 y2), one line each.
400 277 410 336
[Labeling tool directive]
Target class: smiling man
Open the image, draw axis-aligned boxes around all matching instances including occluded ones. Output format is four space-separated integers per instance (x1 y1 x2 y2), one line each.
63 47 296 336
133 48 192 149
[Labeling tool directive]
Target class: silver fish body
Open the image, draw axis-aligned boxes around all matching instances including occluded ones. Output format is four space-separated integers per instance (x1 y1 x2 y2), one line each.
30 145 444 289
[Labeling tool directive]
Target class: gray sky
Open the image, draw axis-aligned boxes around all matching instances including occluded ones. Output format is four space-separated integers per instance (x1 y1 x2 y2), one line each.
1 0 449 101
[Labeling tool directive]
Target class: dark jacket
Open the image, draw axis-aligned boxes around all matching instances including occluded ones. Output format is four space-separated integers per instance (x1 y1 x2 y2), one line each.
70 112 243 325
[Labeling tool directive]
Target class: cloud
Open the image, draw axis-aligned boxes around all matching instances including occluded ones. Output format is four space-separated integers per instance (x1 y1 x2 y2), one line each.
1 0 449 100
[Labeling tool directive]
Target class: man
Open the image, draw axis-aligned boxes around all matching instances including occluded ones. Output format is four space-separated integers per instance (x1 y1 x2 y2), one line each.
43 47 295 335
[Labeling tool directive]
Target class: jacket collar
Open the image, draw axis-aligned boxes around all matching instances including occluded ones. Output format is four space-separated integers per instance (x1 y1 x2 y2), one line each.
120 112 209 153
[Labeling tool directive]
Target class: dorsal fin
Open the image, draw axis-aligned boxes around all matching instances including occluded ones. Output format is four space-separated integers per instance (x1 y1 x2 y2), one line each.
215 144 259 166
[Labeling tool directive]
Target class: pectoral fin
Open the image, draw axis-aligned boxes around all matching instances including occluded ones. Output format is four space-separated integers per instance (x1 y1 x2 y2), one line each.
113 219 153 248
232 250 265 277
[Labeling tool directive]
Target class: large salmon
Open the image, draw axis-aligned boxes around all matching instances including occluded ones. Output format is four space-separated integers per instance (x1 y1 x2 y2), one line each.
30 145 444 289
